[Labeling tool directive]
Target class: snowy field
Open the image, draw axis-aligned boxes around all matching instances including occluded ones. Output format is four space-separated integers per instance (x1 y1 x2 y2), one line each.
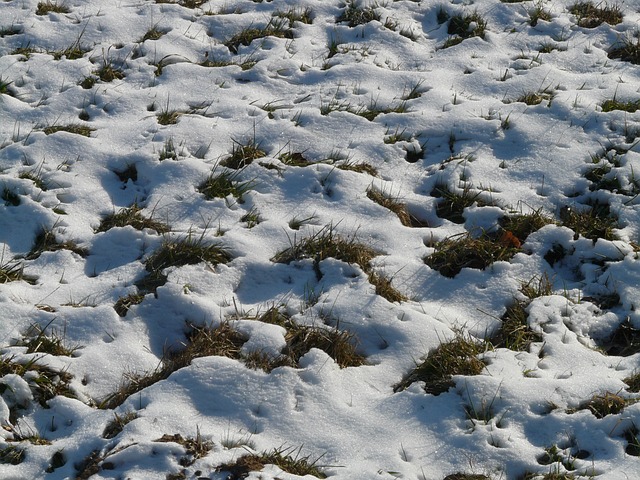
1 0 640 478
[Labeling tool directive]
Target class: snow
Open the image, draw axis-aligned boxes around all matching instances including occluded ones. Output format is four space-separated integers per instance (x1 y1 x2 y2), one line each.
1 0 640 478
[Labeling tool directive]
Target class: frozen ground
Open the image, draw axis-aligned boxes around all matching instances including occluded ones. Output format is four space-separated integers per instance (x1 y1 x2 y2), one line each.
1 0 640 478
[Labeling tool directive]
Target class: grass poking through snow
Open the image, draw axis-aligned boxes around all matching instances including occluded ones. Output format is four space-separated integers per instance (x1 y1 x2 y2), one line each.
394 333 488 395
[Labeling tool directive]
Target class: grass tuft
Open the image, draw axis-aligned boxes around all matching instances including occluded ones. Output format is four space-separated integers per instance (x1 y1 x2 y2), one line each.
99 322 246 409
252 306 366 368
601 98 640 113
500 208 555 243
443 474 490 480
336 160 378 176
36 1 70 15
222 139 266 169
96 203 170 233
113 293 145 317
514 88 554 106
366 187 423 227
272 225 405 301
394 333 488 394
492 275 550 351
568 391 629 418
146 234 230 276
283 323 366 368
337 1 381 27
102 411 138 439
139 26 166 42
225 18 293 54
0 77 17 97
529 3 552 26
0 258 30 284
43 124 94 137
569 1 622 28
431 184 489 224
0 355 75 406
19 169 47 190
624 425 640 456
275 6 313 26
279 151 311 167
624 372 640 392
197 167 254 201
272 225 376 268
425 232 520 278
0 445 25 465
600 318 640 357
559 202 618 241
18 322 81 356
2 187 20 206
199 53 256 70
25 227 88 260
155 0 208 7
608 36 640 64
217 445 326 479
443 11 486 48
155 432 213 466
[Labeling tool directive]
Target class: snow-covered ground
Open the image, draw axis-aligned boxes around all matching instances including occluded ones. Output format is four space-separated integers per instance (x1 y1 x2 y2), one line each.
1 0 640 478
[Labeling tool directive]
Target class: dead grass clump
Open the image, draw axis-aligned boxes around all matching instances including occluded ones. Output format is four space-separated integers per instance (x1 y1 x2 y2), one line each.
443 11 487 48
279 151 311 167
145 235 230 273
394 334 488 395
368 272 409 303
425 233 520 278
275 6 313 26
